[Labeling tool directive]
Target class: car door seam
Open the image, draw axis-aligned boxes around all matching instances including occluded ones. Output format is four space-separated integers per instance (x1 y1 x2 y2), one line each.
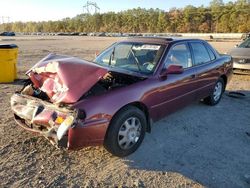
151 83 214 109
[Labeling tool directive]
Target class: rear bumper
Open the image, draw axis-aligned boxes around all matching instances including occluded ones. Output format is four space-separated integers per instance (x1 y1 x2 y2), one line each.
11 93 109 149
233 62 250 70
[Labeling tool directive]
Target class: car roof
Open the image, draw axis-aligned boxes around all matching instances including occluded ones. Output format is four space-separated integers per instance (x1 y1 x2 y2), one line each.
122 37 205 45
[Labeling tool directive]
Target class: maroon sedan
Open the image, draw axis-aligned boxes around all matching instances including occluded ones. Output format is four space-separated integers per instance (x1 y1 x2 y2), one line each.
11 37 233 157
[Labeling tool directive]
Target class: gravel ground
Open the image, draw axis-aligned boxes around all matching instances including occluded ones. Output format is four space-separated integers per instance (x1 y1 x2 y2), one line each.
0 36 250 188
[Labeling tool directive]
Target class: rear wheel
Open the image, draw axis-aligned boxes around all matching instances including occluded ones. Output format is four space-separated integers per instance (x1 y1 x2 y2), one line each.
203 78 225 105
104 106 146 157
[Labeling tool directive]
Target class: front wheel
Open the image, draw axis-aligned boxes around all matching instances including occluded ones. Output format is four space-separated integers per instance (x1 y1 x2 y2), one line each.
104 106 146 157
203 78 225 106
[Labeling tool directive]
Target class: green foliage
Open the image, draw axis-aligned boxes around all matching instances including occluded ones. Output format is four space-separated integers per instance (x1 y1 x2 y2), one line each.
1 0 249 33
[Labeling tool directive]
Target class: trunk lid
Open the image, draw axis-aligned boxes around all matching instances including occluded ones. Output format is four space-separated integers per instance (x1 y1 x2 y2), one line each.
228 48 250 59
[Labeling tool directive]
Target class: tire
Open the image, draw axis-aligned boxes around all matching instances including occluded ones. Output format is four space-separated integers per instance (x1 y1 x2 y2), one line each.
203 78 225 106
104 106 146 157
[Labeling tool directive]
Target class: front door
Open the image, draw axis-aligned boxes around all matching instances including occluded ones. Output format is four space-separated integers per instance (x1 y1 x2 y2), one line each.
149 42 197 120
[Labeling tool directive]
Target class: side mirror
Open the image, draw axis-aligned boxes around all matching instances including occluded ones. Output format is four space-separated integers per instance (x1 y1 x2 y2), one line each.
159 64 184 79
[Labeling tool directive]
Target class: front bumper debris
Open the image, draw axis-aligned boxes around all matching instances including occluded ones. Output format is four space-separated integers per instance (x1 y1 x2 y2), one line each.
11 93 76 148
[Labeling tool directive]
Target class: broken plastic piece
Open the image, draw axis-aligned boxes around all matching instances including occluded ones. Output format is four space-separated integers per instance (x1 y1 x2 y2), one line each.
21 85 34 95
57 116 74 140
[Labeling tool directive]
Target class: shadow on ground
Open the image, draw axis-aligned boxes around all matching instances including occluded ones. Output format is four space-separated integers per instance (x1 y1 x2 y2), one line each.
126 91 250 188
0 79 26 86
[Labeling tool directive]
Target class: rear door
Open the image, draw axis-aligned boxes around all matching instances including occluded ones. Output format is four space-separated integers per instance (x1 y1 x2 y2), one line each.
188 41 219 100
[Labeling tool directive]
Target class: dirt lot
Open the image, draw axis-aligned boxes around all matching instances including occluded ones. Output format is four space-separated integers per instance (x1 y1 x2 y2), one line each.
0 36 250 188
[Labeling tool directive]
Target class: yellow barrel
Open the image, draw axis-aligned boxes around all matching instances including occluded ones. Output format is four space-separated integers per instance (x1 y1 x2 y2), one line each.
0 44 18 83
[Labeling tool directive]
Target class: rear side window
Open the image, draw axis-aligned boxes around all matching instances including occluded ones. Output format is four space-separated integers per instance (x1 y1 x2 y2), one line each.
206 45 216 60
239 38 250 48
190 42 211 65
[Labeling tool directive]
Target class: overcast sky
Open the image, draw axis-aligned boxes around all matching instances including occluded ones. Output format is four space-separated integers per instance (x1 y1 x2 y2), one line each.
0 0 236 22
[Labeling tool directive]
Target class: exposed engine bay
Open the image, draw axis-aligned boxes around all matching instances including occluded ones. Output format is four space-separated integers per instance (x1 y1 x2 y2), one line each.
21 71 144 102
82 71 144 99
21 54 147 104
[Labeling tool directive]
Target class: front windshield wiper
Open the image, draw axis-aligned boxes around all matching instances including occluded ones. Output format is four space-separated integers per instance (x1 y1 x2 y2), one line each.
109 47 115 66
130 48 142 72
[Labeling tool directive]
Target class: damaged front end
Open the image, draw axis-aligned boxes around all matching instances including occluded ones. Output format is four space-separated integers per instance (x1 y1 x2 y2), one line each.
11 92 78 148
10 53 145 149
10 54 108 148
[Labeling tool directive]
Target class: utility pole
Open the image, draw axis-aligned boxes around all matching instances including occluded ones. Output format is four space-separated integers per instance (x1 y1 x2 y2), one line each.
83 1 100 15
1 16 10 31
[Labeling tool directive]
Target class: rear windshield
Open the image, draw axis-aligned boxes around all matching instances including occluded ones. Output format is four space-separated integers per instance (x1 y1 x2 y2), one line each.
239 38 250 48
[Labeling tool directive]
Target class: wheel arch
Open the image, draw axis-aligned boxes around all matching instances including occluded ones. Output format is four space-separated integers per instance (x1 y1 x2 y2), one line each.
220 74 227 91
103 101 149 157
107 101 151 135
128 102 151 133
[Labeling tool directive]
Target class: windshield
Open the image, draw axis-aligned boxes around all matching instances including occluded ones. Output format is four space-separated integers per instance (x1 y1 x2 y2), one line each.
239 38 250 48
93 42 165 75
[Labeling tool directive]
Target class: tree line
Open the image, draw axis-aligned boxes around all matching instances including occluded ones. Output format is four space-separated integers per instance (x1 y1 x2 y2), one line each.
1 0 250 33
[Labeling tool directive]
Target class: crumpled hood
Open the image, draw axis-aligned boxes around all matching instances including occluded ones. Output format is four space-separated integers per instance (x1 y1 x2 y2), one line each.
27 53 108 104
228 48 250 59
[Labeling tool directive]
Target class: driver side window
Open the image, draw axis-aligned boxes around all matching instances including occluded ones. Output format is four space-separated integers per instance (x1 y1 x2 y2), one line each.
164 43 192 69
